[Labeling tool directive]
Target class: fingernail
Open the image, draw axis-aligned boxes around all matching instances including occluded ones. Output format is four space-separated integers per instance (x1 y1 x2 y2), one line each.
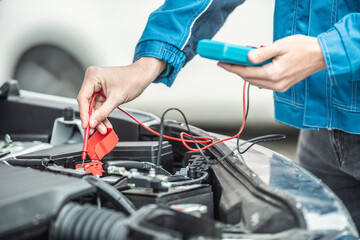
249 52 258 62
217 62 224 68
90 119 98 128
100 128 107 135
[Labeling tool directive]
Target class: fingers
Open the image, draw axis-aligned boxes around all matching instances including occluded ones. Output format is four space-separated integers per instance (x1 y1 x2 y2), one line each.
78 62 158 135
77 69 101 129
218 62 272 80
217 44 281 79
218 62 291 92
96 119 113 135
246 79 289 92
96 122 108 135
77 91 91 129
216 36 325 93
89 97 119 129
248 45 280 64
88 118 112 136
103 118 113 129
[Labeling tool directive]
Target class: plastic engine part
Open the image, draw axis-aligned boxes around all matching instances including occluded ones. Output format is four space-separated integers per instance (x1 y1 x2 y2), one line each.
51 203 221 240
0 164 95 240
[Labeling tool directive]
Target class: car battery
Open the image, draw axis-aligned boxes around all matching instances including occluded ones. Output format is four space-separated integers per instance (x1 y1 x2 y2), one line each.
10 141 173 172
106 141 173 172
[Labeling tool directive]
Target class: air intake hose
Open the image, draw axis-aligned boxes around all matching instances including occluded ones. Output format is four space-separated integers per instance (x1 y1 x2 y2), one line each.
50 202 128 240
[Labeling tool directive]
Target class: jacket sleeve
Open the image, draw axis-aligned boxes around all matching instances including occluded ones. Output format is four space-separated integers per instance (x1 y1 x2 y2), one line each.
317 13 360 83
133 0 245 87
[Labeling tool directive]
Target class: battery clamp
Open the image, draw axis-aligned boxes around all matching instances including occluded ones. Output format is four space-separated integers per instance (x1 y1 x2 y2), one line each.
76 128 119 176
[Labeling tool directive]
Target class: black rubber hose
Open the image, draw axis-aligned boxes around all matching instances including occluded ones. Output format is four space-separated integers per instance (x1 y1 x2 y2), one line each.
106 160 172 176
169 171 209 187
50 202 128 240
82 175 136 215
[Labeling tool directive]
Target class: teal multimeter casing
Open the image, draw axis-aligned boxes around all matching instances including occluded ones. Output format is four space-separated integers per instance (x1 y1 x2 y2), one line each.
196 39 271 66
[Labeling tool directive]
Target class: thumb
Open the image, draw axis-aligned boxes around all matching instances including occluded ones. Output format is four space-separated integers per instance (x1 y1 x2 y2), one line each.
248 45 279 64
89 98 118 128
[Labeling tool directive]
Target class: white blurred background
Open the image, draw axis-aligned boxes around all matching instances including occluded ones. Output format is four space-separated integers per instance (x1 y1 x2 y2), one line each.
0 0 298 160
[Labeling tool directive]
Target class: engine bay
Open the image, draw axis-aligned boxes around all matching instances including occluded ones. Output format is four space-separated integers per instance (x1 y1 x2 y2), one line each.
0 80 357 240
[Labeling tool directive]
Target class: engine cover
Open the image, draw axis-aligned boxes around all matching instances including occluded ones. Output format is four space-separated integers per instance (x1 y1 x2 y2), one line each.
0 164 95 240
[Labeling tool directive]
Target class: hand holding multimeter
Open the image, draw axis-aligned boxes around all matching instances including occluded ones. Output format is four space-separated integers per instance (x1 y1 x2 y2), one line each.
196 35 326 93
197 39 272 66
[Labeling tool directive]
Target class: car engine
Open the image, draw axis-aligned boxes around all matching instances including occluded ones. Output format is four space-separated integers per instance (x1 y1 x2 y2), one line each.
0 80 357 240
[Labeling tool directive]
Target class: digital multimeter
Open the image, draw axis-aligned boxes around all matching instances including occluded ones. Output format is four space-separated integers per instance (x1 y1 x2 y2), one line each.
196 39 271 66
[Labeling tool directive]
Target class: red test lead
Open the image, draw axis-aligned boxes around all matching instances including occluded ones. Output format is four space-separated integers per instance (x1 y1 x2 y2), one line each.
79 94 119 176
96 81 247 153
81 105 93 161
81 124 90 160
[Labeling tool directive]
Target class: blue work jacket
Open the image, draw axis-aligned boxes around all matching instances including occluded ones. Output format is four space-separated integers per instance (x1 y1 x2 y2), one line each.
134 0 360 134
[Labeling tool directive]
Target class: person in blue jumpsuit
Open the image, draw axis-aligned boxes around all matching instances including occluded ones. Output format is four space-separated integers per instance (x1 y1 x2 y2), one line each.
77 0 360 230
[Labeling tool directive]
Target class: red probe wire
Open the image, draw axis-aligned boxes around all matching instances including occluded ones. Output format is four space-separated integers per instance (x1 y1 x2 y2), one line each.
81 94 97 161
81 82 247 156
115 105 214 144
179 81 247 152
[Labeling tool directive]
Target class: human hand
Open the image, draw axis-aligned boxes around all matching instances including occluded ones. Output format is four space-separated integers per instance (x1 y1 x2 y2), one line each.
77 57 166 135
217 35 326 92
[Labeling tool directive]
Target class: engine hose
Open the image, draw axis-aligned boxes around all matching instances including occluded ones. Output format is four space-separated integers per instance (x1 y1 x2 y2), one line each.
105 160 172 176
169 171 209 187
82 175 136 215
50 202 128 240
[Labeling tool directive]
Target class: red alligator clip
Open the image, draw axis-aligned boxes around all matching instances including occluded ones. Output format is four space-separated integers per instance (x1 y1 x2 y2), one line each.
87 128 119 160
76 128 119 176
77 160 104 177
